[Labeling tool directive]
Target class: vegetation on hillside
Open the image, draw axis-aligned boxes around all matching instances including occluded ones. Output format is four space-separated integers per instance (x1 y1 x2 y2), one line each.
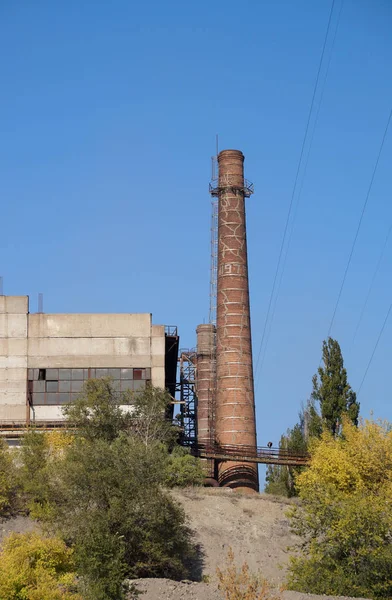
1 358 390 600
5 380 204 600
217 548 282 600
0 532 81 600
265 337 359 497
287 418 392 598
0 438 19 517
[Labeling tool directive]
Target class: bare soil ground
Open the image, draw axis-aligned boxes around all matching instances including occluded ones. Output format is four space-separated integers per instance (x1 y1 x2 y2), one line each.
0 489 368 600
130 579 368 600
130 488 369 600
0 514 38 547
171 487 297 584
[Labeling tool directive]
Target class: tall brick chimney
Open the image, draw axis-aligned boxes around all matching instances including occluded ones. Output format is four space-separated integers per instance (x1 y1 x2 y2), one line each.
214 149 258 492
196 323 216 480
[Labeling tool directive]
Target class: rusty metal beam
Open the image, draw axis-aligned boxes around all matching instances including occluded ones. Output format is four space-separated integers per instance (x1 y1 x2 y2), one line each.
199 450 309 467
196 443 310 467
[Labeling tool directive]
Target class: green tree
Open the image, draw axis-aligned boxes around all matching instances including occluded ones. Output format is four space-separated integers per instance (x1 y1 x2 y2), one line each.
265 422 307 497
50 381 197 599
164 445 204 488
129 385 177 448
265 338 358 497
287 418 392 599
18 381 200 599
312 337 359 435
0 438 18 517
19 431 52 518
62 378 133 443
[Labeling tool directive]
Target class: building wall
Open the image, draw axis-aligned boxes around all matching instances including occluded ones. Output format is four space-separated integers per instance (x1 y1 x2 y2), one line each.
0 296 167 422
0 297 29 421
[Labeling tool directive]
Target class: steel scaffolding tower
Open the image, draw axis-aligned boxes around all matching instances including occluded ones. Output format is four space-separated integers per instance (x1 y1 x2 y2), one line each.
176 349 197 446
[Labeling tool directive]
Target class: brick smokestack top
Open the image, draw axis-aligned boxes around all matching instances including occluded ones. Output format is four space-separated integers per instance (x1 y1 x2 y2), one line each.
215 149 259 492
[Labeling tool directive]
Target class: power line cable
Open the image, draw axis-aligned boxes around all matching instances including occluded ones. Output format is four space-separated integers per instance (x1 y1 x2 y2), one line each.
254 0 337 383
327 106 392 337
357 301 392 396
352 221 392 344
256 0 344 382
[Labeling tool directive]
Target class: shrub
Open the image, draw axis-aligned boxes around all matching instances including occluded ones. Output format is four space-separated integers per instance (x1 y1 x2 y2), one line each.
0 438 18 517
288 418 392 598
0 532 81 600
51 434 196 597
217 548 282 600
19 431 54 519
164 446 204 487
18 384 199 599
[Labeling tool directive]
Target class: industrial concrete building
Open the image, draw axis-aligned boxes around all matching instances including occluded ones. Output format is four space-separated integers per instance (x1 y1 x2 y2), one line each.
0 295 178 425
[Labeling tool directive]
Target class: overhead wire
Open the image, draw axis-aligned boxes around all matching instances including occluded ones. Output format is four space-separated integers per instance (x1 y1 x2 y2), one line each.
253 0 337 386
351 221 392 344
327 106 392 337
357 301 392 396
256 0 345 382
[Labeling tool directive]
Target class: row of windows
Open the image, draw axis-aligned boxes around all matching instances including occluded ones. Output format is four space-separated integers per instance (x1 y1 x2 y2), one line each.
28 368 151 406
28 368 151 381
31 387 147 406
30 378 147 394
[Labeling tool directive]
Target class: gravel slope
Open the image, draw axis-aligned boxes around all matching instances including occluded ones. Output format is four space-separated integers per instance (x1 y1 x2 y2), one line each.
128 489 369 600
130 579 369 600
1 489 369 600
171 487 298 584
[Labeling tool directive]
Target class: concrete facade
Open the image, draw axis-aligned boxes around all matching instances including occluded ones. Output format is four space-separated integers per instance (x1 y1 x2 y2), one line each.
0 296 168 423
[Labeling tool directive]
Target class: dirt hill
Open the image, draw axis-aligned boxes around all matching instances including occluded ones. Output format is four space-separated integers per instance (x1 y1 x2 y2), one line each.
171 487 297 584
130 488 368 600
1 488 368 600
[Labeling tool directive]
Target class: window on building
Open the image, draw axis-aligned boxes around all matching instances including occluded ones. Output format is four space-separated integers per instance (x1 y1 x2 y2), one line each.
28 368 151 406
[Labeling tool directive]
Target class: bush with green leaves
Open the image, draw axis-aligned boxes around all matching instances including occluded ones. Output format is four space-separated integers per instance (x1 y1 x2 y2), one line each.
40 380 198 599
164 445 204 488
17 381 200 599
0 437 18 517
19 431 53 519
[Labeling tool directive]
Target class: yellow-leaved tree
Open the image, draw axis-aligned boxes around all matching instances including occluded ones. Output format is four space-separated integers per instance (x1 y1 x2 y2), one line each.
0 532 81 600
288 418 392 599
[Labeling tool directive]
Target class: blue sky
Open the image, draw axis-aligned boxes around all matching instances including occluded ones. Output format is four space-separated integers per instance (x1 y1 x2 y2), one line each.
1 1 391 453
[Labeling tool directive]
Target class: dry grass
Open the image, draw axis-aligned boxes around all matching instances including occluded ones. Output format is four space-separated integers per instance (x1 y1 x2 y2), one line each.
217 548 284 600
